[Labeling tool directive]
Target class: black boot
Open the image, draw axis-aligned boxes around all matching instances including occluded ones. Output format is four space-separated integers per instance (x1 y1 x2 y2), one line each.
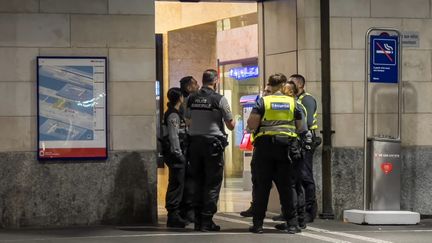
285 225 301 234
240 202 253 217
200 214 220 232
167 211 187 228
272 213 285 221
249 219 264 234
181 209 195 225
276 223 301 234
298 219 307 229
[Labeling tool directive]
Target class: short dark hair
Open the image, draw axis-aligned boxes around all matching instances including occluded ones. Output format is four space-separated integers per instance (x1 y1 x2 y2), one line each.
167 87 182 107
290 74 305 87
202 69 218 85
179 76 194 93
268 73 287 87
286 80 298 95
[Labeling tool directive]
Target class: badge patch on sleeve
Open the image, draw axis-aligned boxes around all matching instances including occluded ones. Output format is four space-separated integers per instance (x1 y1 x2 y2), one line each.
271 102 290 110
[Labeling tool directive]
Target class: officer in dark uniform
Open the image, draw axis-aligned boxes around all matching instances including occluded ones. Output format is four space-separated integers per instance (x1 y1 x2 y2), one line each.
178 76 199 223
162 87 188 228
247 73 305 234
290 74 321 223
185 69 235 232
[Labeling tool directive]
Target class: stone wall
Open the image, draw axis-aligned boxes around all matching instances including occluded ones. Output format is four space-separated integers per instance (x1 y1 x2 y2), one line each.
297 0 432 218
168 22 217 88
0 0 157 228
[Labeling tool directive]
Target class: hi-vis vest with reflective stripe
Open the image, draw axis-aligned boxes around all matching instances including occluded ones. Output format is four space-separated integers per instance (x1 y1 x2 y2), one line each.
298 92 318 130
254 95 297 139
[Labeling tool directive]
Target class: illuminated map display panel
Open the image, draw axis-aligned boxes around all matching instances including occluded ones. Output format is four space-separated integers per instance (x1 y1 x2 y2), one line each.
37 57 107 159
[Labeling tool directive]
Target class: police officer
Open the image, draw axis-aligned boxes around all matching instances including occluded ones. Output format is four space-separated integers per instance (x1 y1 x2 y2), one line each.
178 76 200 223
185 69 235 232
290 74 320 223
273 80 309 230
247 73 305 234
240 83 274 218
163 87 188 228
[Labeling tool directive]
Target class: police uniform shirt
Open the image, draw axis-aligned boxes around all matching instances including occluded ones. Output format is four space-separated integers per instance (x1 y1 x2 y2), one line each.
163 110 186 158
251 91 303 121
185 87 233 137
298 92 317 129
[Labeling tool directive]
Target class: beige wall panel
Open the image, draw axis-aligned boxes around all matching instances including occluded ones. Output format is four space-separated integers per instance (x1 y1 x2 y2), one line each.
109 82 156 116
111 116 156 151
0 82 35 116
298 50 321 82
0 0 38 13
402 19 432 49
330 0 370 17
297 0 320 18
40 0 107 14
155 2 256 34
109 0 154 15
168 23 216 60
264 0 297 54
217 24 258 63
402 50 432 82
179 3 256 30
169 58 216 88
330 50 364 81
331 82 353 113
304 81 322 114
109 48 156 82
402 114 432 146
71 15 155 48
168 23 216 88
371 0 429 18
404 82 432 113
352 18 402 49
0 48 38 82
332 114 363 147
353 82 364 113
155 3 181 34
298 17 321 50
39 48 108 57
265 52 297 81
0 117 35 152
330 18 351 49
0 14 70 47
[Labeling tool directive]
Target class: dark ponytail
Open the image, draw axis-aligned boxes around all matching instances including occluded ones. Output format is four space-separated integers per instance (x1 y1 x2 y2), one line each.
167 87 183 108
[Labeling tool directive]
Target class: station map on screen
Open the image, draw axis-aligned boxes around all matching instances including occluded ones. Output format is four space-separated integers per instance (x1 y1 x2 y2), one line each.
37 58 107 159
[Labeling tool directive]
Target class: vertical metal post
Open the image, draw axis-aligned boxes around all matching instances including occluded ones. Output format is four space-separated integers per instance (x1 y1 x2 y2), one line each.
363 28 402 211
363 29 371 211
319 0 334 219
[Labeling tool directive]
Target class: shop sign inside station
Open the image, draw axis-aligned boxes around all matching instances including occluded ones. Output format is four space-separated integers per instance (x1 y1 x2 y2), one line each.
228 65 259 80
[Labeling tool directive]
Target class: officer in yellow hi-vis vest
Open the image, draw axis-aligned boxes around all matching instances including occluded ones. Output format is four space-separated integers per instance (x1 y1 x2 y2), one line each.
247 73 305 234
290 74 321 223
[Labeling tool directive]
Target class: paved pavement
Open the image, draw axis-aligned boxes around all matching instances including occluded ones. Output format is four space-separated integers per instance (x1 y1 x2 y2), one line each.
1 213 432 243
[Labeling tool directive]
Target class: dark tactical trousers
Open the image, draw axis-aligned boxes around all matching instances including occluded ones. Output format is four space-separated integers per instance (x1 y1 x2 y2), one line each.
301 148 317 219
165 156 186 212
188 136 224 224
253 137 298 226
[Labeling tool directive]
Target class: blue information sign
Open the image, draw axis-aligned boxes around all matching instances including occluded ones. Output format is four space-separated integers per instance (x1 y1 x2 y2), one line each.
228 65 259 81
370 35 398 83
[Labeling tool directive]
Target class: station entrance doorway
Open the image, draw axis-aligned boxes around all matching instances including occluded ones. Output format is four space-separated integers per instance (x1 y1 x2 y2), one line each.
155 1 260 214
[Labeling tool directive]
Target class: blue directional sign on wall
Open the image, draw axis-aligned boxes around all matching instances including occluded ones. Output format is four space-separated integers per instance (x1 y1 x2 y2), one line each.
370 35 398 83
